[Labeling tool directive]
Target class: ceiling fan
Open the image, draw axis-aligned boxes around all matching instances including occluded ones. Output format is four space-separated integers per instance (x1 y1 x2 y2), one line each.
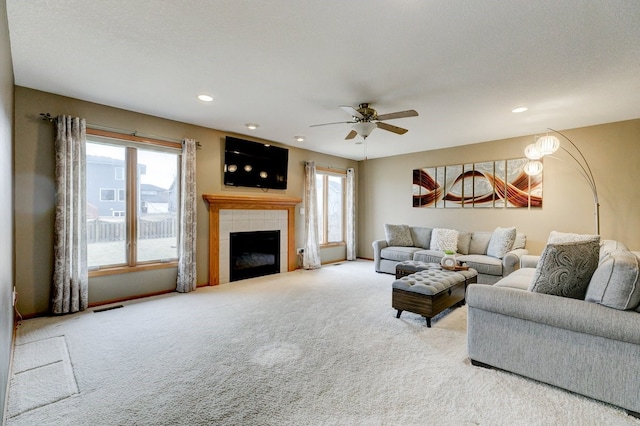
310 103 419 141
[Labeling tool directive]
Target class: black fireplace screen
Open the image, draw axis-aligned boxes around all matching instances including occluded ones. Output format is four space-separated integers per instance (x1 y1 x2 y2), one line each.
230 230 280 282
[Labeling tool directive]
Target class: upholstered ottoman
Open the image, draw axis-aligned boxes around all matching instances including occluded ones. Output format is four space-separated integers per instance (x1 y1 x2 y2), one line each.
392 268 478 327
395 260 441 279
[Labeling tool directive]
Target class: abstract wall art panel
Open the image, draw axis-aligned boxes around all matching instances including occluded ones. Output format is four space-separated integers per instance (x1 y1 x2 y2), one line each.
412 157 542 209
444 165 463 208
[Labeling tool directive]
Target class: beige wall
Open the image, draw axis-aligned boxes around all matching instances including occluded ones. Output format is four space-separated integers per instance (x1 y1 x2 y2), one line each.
358 119 640 257
0 0 14 418
14 87 357 316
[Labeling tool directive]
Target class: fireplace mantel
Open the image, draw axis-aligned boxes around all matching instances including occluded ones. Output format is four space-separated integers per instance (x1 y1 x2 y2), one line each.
202 194 302 285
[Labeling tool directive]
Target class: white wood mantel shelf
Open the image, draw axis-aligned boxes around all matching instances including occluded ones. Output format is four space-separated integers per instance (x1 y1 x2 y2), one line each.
202 194 302 285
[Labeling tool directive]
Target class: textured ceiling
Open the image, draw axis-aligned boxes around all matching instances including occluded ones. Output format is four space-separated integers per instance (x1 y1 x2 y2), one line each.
7 1 640 160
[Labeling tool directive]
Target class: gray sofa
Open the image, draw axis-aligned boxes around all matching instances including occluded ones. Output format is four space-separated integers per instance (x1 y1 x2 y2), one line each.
467 240 640 417
372 225 528 284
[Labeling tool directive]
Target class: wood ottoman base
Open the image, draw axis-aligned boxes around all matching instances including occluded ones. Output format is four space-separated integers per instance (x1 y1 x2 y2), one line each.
392 269 477 327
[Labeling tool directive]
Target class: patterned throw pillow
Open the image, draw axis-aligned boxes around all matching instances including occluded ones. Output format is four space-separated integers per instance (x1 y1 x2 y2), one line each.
486 227 517 259
528 239 600 299
384 224 414 247
429 228 459 253
585 250 640 310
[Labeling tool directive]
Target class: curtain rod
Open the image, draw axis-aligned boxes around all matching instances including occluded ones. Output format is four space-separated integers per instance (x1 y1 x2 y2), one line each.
39 113 201 148
301 161 348 173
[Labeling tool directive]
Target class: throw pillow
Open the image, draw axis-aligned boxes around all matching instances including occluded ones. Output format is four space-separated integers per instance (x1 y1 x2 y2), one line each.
384 224 414 247
585 250 640 310
548 231 600 244
469 232 492 255
457 231 472 255
512 232 527 250
429 228 459 253
528 239 600 299
410 227 432 249
486 227 517 259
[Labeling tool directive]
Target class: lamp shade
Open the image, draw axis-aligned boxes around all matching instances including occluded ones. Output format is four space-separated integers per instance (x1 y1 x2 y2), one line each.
524 160 544 176
524 143 542 160
352 122 377 138
536 135 560 155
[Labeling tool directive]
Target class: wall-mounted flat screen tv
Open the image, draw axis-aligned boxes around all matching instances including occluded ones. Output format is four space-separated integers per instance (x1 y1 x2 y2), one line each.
224 136 288 190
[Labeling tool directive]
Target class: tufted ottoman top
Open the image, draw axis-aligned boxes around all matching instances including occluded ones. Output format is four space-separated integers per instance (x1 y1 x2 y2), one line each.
392 269 469 295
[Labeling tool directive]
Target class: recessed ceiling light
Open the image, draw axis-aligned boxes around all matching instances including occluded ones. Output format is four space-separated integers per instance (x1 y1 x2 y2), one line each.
294 136 305 142
512 107 528 113
198 94 213 102
245 123 259 130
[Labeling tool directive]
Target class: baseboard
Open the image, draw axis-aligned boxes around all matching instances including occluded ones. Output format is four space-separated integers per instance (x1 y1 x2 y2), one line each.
3 314 18 425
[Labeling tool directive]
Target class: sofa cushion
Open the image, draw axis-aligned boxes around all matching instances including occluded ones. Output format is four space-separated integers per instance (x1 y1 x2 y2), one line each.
413 250 445 264
585 250 640 310
487 227 517 259
429 228 459 252
410 226 432 249
528 239 600 299
380 246 421 262
548 230 600 244
469 232 492 255
384 224 414 247
600 240 629 262
457 231 472 255
513 232 527 250
494 267 536 291
456 254 503 276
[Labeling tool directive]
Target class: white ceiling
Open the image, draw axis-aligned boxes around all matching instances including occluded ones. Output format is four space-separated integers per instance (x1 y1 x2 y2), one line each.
6 1 640 160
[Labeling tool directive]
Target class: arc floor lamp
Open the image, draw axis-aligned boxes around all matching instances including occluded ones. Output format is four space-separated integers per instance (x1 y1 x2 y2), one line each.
523 128 600 235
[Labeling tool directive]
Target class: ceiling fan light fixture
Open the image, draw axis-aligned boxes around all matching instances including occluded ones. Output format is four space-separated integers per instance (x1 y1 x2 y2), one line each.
352 122 377 139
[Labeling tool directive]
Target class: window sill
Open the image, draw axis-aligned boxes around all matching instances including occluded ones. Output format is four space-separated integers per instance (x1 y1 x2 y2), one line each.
89 261 178 278
320 242 346 249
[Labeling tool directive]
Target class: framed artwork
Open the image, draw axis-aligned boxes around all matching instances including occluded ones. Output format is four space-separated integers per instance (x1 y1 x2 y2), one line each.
412 157 542 209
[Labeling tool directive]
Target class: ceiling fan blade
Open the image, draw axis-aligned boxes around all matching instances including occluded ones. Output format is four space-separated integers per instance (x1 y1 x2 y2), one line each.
345 130 358 140
376 109 419 121
310 120 355 128
340 105 365 119
376 122 408 135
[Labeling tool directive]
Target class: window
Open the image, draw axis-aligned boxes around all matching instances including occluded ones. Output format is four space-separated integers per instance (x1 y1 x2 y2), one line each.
315 170 345 245
100 188 116 201
86 135 180 272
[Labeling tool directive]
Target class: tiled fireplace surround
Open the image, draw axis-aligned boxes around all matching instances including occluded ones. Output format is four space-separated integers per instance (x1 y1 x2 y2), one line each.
203 194 302 285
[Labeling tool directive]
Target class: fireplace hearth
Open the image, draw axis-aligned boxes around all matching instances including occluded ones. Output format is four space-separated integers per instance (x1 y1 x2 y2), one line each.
230 230 281 282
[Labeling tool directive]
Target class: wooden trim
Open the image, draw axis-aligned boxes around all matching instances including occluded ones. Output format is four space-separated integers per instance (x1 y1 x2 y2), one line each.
202 194 302 285
87 128 182 150
89 261 178 277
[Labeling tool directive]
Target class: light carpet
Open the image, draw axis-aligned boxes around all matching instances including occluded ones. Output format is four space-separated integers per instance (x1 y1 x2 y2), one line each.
6 260 639 425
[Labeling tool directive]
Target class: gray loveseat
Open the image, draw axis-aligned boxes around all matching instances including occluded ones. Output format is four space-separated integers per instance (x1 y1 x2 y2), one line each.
372 225 528 284
467 239 640 418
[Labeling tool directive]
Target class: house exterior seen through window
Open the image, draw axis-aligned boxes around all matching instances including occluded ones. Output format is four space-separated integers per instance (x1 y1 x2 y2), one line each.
315 171 345 245
86 139 180 270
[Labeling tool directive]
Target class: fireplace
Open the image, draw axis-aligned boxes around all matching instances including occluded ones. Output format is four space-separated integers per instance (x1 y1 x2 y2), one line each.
202 194 302 285
230 230 280 282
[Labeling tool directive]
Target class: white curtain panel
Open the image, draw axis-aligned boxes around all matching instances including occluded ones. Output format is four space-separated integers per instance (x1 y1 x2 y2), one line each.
346 168 356 260
303 161 321 269
176 139 197 292
52 115 88 314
